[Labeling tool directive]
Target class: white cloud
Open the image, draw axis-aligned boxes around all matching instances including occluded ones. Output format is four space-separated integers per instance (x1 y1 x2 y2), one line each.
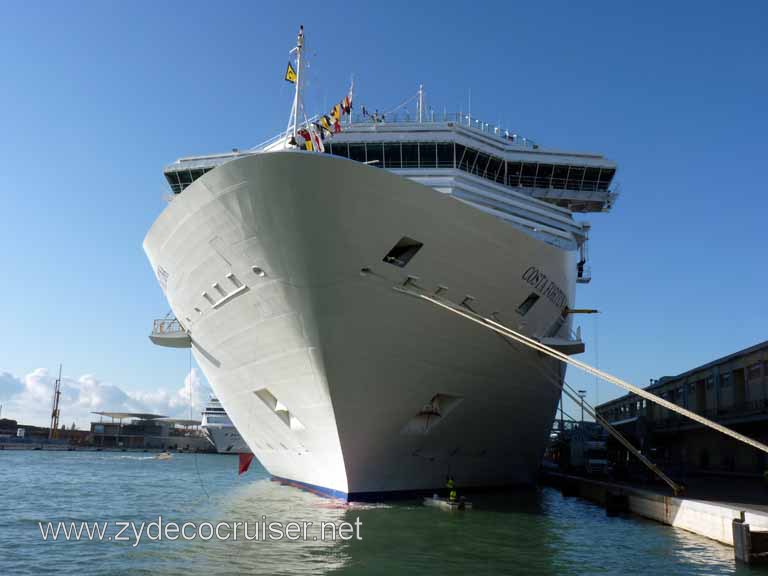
0 371 25 400
0 367 212 429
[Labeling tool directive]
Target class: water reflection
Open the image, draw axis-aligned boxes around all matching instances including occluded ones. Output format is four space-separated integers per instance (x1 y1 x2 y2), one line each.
171 480 355 575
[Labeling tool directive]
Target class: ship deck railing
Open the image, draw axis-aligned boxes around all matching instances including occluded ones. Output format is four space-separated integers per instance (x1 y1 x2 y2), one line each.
340 111 539 148
149 318 192 348
252 111 539 152
152 318 186 335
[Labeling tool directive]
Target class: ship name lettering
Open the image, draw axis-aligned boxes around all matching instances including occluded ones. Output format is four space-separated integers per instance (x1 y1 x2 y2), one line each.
521 266 568 310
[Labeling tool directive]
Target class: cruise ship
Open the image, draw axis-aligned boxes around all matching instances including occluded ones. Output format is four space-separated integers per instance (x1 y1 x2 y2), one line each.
200 397 250 454
145 28 618 499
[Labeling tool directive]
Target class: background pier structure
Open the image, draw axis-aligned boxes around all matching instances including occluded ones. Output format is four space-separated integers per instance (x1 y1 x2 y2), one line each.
596 340 768 478
544 471 768 562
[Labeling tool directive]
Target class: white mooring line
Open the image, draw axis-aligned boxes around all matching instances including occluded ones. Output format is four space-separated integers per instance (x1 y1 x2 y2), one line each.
393 284 768 458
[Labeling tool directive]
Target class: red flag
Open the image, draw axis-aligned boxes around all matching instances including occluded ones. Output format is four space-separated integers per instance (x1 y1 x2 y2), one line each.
239 453 255 475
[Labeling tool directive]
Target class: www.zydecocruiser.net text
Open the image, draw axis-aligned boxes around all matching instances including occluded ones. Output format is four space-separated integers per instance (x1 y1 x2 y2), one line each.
38 516 363 546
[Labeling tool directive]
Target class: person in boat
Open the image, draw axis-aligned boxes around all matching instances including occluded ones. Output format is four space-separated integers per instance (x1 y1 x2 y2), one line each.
446 476 457 502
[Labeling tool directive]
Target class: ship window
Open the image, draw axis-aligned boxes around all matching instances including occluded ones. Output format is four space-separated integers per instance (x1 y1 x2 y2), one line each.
535 164 553 189
516 292 540 316
165 171 182 194
486 156 503 182
506 162 521 187
349 144 366 163
383 236 423 268
455 144 466 170
401 143 419 168
567 166 585 190
552 165 569 189
178 170 193 186
436 143 454 168
474 152 491 176
495 160 506 184
459 147 478 172
583 167 600 191
329 142 348 158
418 143 437 168
597 168 615 190
366 142 383 167
384 143 401 168
520 163 537 187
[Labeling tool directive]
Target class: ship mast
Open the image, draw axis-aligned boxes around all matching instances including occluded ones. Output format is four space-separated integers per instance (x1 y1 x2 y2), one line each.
286 25 304 145
49 364 62 440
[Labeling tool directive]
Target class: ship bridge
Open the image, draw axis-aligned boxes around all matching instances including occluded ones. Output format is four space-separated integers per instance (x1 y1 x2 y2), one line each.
326 113 617 214
163 112 617 215
161 112 617 259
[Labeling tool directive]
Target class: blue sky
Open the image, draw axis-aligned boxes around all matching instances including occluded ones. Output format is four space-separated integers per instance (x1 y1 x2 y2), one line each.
0 1 766 425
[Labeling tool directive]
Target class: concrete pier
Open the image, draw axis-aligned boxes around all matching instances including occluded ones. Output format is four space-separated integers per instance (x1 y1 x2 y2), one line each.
544 472 768 551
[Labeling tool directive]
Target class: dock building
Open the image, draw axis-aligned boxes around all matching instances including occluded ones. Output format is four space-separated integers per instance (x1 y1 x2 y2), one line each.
596 340 768 476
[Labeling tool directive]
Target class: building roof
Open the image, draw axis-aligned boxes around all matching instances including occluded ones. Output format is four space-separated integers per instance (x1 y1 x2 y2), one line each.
157 418 202 427
655 339 768 385
597 339 768 409
91 412 167 421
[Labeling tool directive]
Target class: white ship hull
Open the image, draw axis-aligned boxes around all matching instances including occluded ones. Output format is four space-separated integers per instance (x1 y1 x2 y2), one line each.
202 424 250 454
145 151 577 499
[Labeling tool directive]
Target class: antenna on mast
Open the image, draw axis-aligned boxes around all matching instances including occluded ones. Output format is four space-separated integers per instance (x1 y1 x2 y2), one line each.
417 84 424 123
49 364 62 441
467 88 472 127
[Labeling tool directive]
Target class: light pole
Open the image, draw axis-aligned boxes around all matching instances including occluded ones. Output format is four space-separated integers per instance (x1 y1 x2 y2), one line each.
559 395 564 434
578 390 587 424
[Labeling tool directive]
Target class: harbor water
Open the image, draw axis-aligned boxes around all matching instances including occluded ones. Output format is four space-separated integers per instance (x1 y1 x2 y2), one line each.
1 451 754 575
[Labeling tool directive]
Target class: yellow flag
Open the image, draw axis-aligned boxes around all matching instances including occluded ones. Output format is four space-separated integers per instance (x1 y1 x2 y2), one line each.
285 62 297 84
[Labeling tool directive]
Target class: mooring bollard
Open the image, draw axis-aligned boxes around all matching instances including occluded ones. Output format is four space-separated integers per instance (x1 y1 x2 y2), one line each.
733 518 768 565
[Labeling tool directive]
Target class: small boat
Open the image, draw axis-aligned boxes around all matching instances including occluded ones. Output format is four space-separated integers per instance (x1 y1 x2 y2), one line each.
155 452 173 460
423 494 472 511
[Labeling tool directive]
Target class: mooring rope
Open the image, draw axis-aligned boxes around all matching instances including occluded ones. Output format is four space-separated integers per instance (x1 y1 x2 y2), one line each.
393 285 768 457
189 347 210 500
559 382 682 493
488 318 683 493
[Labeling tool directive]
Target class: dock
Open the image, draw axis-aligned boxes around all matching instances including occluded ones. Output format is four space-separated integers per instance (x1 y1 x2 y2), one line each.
543 471 768 563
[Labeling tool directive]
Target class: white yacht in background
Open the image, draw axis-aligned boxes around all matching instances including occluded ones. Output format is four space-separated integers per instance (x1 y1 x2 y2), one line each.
200 397 250 454
145 27 618 499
